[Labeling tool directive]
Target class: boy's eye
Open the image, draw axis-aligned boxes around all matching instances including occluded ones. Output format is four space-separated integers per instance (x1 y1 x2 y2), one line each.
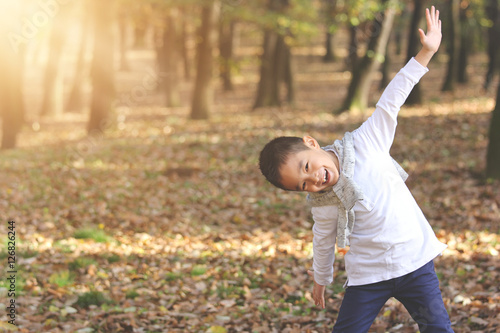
305 163 309 171
302 182 306 191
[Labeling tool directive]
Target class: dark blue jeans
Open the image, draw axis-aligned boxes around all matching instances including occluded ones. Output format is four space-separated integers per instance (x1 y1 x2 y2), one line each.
333 260 453 332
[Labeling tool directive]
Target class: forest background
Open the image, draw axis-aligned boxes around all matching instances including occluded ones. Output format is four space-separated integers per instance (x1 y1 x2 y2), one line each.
0 0 499 332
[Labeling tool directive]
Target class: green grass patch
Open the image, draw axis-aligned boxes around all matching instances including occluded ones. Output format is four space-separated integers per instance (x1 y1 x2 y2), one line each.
190 265 207 276
216 285 244 299
76 291 112 308
0 274 25 294
69 257 98 271
73 228 113 243
165 272 182 281
53 240 75 253
126 290 140 299
49 270 75 287
103 253 121 263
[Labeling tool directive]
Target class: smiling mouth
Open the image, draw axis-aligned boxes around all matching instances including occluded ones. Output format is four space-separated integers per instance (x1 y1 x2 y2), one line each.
322 169 329 184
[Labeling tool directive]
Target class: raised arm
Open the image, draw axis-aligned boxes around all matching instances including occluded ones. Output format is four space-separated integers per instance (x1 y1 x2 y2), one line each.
354 6 442 154
414 6 442 67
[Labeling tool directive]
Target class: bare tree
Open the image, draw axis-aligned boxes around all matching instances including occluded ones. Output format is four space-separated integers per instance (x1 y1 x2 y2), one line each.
118 6 131 71
486 81 500 179
0 2 25 149
219 6 236 91
159 7 181 107
190 1 220 120
40 4 70 116
179 6 192 80
87 0 116 133
66 0 91 113
405 0 427 105
338 1 396 114
441 0 459 92
253 0 295 109
345 24 359 71
457 2 471 83
322 0 337 62
484 0 499 91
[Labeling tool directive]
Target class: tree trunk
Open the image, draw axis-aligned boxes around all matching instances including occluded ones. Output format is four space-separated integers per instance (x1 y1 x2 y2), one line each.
394 6 409 56
133 9 148 49
159 8 181 108
338 2 396 114
322 0 337 62
323 31 335 62
379 30 391 91
441 0 460 92
457 3 470 83
253 0 294 109
486 81 500 179
405 0 426 105
88 0 116 134
40 9 67 116
253 30 280 109
0 2 25 149
346 24 359 71
66 1 91 113
219 16 235 91
118 11 131 71
282 37 295 104
179 7 192 81
190 1 219 120
484 0 499 91
0 61 24 149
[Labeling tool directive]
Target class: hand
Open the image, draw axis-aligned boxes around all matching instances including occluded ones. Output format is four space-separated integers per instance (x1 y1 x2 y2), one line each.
418 6 442 54
414 6 442 67
307 270 326 309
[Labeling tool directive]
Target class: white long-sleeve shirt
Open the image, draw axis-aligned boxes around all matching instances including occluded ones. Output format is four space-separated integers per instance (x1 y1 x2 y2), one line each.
312 58 447 287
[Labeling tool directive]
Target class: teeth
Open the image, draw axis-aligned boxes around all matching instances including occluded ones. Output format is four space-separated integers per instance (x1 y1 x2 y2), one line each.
323 170 327 183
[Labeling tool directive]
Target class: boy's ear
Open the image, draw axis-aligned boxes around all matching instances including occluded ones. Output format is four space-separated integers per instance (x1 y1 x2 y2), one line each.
302 136 320 149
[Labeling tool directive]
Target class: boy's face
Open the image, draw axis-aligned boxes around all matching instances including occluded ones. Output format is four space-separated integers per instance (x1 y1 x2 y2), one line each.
279 136 340 193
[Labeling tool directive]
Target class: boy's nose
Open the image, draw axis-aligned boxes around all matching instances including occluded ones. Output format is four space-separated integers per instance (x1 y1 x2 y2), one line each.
308 172 321 185
315 172 322 185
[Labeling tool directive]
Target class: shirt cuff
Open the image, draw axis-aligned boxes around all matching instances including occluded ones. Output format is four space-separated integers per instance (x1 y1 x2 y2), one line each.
313 266 334 286
403 57 429 83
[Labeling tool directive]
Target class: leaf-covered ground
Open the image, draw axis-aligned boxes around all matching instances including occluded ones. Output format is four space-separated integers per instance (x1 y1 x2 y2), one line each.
0 50 499 332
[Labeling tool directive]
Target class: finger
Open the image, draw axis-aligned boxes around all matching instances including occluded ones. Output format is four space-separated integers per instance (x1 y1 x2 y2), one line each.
307 270 314 277
431 9 438 27
418 28 425 42
313 293 320 306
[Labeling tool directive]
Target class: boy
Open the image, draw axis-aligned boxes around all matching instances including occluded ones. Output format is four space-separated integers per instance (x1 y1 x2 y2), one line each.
258 6 453 333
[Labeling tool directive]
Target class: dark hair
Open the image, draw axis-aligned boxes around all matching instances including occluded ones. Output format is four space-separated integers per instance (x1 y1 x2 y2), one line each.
259 136 309 190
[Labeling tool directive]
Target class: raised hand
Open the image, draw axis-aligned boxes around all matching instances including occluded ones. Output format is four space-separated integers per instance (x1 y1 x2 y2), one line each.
419 6 442 54
414 6 442 67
